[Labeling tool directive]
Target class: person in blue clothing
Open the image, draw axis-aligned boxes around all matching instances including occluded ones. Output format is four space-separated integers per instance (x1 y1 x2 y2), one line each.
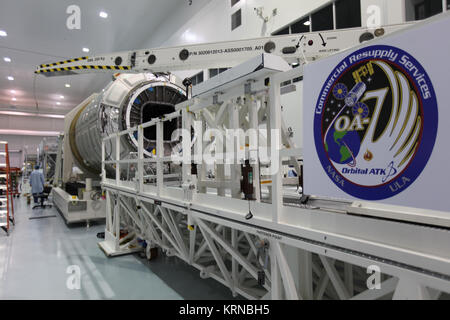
30 165 45 204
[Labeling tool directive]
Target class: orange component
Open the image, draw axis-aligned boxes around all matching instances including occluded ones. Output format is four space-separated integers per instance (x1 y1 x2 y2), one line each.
0 142 15 235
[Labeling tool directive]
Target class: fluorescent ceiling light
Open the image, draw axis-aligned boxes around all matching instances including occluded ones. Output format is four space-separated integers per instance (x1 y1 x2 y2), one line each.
7 76 14 81
0 129 60 136
10 90 15 94
56 102 61 105
0 30 7 37
3 57 11 62
11 97 16 101
65 84 71 88
0 110 65 119
82 47 90 53
59 95 64 99
99 11 108 18
304 20 311 26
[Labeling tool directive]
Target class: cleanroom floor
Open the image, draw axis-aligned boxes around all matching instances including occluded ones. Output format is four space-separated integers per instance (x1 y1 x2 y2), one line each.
0 197 237 300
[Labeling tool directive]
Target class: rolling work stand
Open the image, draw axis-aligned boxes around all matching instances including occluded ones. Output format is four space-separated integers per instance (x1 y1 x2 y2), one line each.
0 141 15 236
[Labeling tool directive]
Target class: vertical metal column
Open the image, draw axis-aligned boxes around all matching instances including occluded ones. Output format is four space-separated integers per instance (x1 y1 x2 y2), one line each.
248 95 261 201
156 121 164 196
53 134 64 187
268 76 282 222
138 125 144 193
181 110 192 183
229 102 242 199
115 134 120 187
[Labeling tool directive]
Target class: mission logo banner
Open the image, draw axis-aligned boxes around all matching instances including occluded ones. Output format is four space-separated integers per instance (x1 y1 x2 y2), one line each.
313 45 438 201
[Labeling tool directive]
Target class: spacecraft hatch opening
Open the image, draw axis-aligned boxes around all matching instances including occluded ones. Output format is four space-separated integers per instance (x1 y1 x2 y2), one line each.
142 102 177 141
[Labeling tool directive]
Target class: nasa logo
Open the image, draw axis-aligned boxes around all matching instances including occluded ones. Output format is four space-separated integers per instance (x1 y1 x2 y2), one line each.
314 45 438 200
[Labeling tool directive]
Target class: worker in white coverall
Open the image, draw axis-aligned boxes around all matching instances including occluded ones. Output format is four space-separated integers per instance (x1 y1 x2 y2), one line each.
30 165 45 204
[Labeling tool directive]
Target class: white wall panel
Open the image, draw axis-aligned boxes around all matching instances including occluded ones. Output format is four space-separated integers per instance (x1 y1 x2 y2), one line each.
152 0 331 48
0 115 8 128
0 134 54 167
0 114 63 131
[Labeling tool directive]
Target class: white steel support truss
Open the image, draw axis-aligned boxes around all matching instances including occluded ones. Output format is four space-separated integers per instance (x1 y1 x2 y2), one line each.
100 188 450 300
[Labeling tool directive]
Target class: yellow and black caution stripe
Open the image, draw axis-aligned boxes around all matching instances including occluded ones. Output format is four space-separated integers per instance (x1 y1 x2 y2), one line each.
35 65 132 74
39 56 89 68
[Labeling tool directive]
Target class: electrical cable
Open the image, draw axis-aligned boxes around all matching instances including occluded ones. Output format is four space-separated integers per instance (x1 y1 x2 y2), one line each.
32 73 39 111
299 36 309 65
